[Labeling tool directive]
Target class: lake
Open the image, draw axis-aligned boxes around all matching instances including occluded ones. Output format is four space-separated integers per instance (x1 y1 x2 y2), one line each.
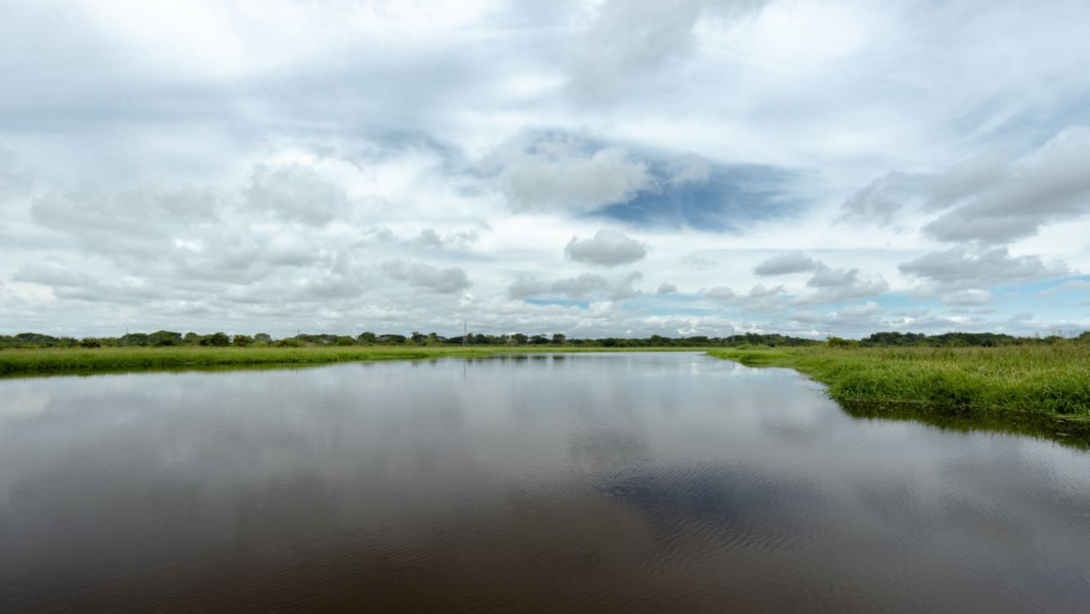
1 352 1088 612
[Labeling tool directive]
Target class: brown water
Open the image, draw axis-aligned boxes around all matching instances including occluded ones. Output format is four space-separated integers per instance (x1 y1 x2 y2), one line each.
1 353 1088 613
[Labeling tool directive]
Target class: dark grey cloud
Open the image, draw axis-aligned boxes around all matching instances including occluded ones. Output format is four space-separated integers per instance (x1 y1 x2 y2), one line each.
922 129 1090 243
656 282 678 295
898 247 1070 295
565 229 648 267
753 251 821 276
842 127 1090 244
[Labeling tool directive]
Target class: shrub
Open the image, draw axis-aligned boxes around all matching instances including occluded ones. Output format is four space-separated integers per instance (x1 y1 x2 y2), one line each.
828 337 859 348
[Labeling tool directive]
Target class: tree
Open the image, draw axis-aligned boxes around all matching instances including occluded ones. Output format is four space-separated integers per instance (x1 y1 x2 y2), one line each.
149 330 183 347
551 333 567 345
828 337 858 348
233 334 254 347
254 333 272 343
357 331 378 344
511 333 528 345
120 333 149 347
206 332 230 347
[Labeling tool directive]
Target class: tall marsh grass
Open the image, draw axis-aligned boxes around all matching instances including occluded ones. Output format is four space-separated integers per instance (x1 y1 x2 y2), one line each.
709 344 1090 418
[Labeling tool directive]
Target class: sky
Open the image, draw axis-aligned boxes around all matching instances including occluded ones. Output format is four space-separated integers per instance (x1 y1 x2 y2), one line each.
1 0 1089 339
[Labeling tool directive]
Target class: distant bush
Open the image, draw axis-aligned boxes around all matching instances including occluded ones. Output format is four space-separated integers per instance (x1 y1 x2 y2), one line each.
275 338 305 348
200 332 230 347
232 334 254 347
828 337 859 348
78 338 101 349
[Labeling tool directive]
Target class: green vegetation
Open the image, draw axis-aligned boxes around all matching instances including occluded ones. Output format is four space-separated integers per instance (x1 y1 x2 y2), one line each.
0 345 713 376
709 343 1090 420
0 346 502 376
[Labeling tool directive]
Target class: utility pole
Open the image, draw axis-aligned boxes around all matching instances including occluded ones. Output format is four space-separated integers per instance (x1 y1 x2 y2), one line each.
463 320 467 346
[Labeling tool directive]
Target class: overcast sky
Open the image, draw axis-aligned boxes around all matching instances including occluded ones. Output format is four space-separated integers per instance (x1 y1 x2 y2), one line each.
2 0 1089 339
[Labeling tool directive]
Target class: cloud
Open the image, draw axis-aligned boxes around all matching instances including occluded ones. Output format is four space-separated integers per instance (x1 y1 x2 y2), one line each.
941 289 994 306
509 271 645 301
753 251 821 276
484 133 653 213
792 301 884 332
668 153 711 185
838 171 924 225
842 127 1090 244
657 282 678 295
413 228 481 250
923 128 1090 243
13 260 99 289
898 247 1070 295
682 254 720 270
702 283 787 312
244 164 350 227
566 0 769 103
793 266 889 305
4 0 1090 338
564 229 648 267
380 261 471 294
1034 279 1090 298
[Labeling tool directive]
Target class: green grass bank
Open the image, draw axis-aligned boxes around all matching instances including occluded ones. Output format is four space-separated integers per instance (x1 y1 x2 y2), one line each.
709 345 1090 420
0 345 707 376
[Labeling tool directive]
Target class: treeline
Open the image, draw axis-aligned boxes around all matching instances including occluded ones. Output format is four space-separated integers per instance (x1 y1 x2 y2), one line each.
857 331 1090 347
1 329 1088 350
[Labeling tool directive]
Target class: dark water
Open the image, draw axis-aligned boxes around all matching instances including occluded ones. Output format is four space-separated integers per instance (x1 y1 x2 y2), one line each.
1 353 1089 613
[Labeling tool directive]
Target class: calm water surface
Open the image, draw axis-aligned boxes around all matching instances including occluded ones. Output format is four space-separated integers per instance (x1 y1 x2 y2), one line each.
1 353 1089 612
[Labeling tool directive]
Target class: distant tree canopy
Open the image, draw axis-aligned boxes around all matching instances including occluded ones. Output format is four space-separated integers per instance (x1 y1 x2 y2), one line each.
2 329 1088 350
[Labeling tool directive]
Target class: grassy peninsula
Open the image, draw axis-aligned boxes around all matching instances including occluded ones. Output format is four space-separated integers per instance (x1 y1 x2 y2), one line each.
709 344 1090 420
0 346 503 376
0 345 710 376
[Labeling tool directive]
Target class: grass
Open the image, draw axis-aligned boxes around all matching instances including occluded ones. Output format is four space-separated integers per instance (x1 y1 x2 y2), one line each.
708 345 1090 420
0 345 707 376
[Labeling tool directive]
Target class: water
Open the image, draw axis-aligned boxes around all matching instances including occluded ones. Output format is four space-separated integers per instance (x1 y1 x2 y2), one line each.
1 353 1088 613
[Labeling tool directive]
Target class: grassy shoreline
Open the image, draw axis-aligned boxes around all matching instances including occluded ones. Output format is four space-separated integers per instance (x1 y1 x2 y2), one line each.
709 345 1090 420
4 343 1089 447
5 344 1088 422
0 345 707 377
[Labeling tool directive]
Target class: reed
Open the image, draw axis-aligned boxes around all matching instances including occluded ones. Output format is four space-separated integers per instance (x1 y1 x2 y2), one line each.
709 344 1090 419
